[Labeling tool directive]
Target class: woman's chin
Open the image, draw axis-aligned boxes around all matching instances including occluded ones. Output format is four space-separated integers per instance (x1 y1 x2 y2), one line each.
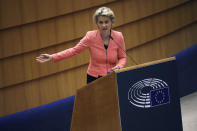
101 30 110 35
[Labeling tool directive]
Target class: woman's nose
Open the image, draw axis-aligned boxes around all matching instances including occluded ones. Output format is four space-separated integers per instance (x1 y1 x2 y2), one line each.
102 23 106 27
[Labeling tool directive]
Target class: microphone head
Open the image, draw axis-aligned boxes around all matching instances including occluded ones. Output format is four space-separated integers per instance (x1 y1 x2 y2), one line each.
109 35 113 40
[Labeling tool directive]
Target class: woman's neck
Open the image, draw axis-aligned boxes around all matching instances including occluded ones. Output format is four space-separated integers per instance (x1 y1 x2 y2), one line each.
100 31 110 40
101 33 110 45
101 35 109 40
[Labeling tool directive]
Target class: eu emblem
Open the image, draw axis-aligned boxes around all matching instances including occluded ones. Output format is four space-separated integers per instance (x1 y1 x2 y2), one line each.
150 88 170 107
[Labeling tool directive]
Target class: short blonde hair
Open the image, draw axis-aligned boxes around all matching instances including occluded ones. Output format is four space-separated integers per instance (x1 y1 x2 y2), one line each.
93 7 115 23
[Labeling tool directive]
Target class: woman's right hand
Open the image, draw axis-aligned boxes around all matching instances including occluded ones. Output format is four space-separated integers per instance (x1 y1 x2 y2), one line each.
36 54 53 63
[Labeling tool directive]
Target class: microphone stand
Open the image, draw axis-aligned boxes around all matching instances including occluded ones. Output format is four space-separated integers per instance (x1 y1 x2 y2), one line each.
109 36 138 65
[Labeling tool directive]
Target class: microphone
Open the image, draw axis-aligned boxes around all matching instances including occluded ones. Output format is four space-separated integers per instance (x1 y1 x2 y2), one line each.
109 35 138 65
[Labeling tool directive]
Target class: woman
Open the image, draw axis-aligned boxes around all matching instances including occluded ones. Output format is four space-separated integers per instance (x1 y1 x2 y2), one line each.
36 7 126 84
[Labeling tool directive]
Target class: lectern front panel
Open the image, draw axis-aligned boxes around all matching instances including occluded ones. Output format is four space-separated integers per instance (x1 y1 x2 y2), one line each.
116 59 183 131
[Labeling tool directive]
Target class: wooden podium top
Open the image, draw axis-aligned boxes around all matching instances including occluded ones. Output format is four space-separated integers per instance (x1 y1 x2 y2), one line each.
116 57 176 73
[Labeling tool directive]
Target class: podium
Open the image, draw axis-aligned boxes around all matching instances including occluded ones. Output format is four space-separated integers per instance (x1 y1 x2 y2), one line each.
70 57 183 131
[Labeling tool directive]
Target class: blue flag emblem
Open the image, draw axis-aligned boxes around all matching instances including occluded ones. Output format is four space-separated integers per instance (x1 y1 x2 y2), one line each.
150 88 170 107
128 78 170 108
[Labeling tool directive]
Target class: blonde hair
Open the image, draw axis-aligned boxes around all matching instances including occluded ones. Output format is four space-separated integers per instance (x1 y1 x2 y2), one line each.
93 7 115 23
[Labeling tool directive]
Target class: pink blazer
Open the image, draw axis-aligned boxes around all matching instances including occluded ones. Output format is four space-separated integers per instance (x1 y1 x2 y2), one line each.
52 30 126 77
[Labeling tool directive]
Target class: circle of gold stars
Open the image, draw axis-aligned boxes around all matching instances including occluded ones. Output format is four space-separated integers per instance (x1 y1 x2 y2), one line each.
155 90 165 104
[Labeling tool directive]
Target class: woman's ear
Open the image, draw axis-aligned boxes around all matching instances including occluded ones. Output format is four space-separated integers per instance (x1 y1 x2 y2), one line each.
111 19 114 27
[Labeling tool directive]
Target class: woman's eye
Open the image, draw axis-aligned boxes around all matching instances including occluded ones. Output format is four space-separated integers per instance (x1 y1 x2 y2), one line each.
99 21 103 24
105 21 109 24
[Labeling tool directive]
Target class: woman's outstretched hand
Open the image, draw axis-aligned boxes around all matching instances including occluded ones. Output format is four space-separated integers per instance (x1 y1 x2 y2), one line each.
36 54 53 63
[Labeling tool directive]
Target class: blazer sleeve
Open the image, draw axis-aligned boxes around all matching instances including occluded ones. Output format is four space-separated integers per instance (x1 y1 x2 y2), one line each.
116 32 127 68
52 32 90 62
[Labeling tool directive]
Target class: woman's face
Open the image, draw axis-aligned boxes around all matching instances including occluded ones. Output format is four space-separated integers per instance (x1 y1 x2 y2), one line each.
97 16 112 36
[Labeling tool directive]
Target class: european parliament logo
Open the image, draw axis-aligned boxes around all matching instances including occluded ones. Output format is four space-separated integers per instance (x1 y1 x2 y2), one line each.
128 78 170 108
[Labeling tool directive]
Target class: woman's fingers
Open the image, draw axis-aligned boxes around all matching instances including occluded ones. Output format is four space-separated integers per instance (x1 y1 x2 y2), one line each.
112 66 120 71
36 54 52 63
36 58 48 63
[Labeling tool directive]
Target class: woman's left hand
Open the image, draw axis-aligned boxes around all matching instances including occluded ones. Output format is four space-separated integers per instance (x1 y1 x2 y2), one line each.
112 66 120 71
